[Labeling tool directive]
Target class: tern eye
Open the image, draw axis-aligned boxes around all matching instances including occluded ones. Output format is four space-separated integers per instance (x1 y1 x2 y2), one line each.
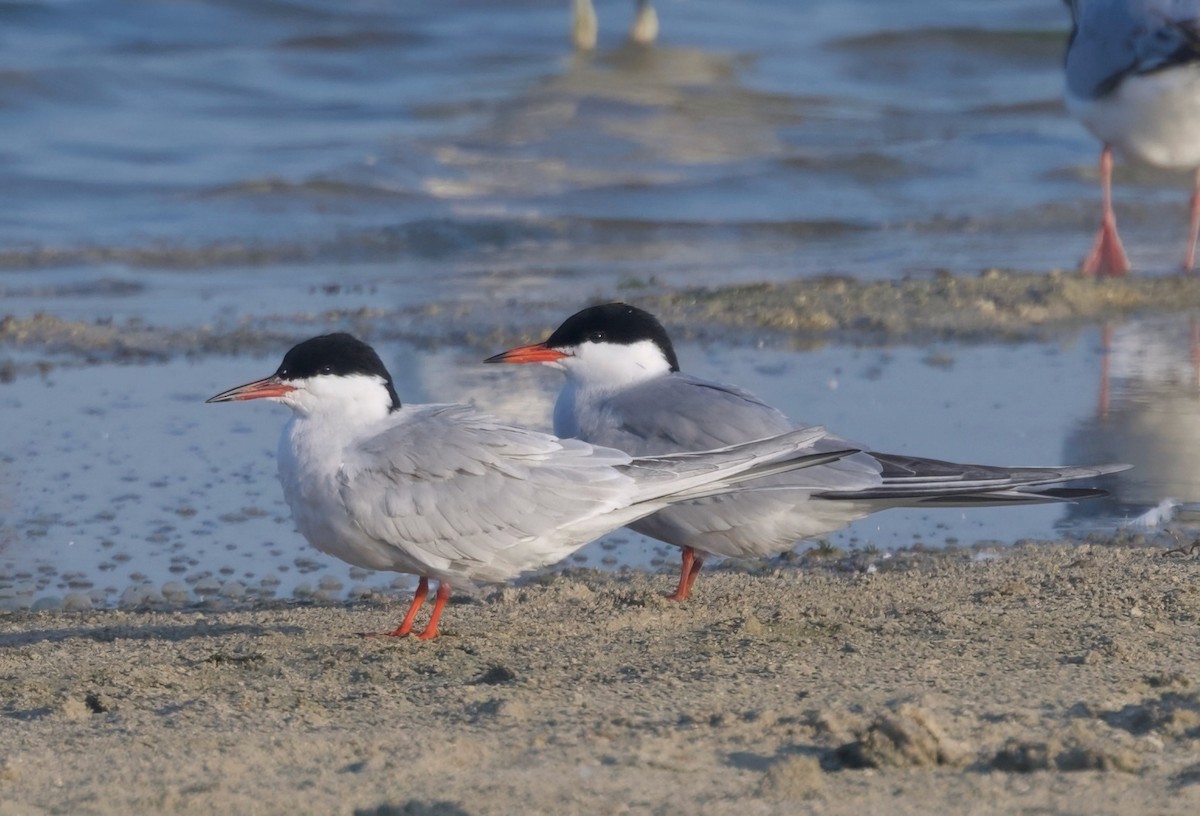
587 331 606 343
319 364 334 375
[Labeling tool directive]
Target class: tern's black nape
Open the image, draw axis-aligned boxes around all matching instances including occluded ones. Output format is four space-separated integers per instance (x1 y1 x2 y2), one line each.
276 333 401 410
545 303 680 372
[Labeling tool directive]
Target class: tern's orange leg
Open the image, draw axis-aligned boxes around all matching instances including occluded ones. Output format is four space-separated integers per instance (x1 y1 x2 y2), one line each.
665 548 695 601
1185 168 1200 273
384 576 429 637
1081 146 1131 278
683 552 705 597
415 582 451 640
666 548 704 602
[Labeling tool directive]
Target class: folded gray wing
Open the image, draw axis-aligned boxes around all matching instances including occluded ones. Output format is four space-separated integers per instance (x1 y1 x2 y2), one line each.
590 374 796 454
1067 0 1200 99
586 374 882 493
336 404 637 579
817 453 1130 503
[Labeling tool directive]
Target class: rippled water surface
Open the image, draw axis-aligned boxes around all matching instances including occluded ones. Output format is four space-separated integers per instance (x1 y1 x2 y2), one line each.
5 0 1196 292
4 0 1200 608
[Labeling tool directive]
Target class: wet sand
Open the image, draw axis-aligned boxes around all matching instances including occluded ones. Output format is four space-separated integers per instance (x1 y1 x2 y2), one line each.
5 268 1200 812
652 269 1200 342
3 542 1200 815
4 1 1197 809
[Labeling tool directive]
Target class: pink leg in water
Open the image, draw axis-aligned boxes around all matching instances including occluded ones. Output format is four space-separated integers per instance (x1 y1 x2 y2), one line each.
1185 168 1200 272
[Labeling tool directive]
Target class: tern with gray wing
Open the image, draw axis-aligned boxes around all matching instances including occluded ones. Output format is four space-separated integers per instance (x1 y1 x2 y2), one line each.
487 304 1130 600
207 332 855 638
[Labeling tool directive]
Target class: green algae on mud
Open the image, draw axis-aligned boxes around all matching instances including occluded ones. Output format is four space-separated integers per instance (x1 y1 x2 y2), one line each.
9 270 1200 370
646 268 1200 343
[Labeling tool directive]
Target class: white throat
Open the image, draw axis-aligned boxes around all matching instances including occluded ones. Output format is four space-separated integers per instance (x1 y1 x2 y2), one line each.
553 339 672 439
561 339 673 393
280 373 395 424
277 373 396 481
275 373 396 564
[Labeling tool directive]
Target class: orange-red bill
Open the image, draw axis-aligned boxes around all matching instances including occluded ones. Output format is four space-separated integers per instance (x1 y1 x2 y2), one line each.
206 375 296 403
483 343 568 365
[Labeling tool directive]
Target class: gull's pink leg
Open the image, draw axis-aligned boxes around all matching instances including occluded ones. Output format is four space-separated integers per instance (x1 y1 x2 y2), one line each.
1097 324 1112 420
1185 168 1200 272
1081 146 1131 278
1191 319 1200 387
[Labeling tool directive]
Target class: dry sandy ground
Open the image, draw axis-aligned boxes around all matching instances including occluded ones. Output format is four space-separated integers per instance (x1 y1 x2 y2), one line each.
3 543 1200 815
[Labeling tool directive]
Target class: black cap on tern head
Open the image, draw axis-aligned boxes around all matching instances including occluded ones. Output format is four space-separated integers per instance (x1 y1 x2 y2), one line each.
545 303 680 372
276 333 401 410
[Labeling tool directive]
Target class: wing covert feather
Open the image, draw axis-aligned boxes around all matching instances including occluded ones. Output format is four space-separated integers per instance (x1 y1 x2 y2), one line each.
336 404 636 578
580 374 881 493
1067 0 1200 99
589 374 799 453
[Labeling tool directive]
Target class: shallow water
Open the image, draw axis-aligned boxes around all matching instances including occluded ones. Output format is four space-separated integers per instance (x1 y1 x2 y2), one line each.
6 318 1198 609
5 1 1200 608
2 0 1197 295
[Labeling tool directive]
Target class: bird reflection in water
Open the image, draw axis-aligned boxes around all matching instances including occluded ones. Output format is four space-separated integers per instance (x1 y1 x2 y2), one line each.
1066 314 1200 529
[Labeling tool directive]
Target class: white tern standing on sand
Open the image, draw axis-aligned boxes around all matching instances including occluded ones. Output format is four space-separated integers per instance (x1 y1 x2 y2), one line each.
487 304 1130 600
207 332 857 638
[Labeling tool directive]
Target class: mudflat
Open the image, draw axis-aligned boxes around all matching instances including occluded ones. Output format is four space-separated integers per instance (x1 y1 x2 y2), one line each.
3 542 1199 815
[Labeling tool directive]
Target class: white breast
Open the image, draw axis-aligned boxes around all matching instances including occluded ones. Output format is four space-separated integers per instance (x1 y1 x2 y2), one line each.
1068 65 1200 168
277 415 425 574
552 379 581 439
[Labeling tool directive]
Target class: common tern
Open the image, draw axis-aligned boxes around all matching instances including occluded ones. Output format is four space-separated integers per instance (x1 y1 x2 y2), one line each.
487 303 1130 600
1064 0 1200 276
207 332 855 638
